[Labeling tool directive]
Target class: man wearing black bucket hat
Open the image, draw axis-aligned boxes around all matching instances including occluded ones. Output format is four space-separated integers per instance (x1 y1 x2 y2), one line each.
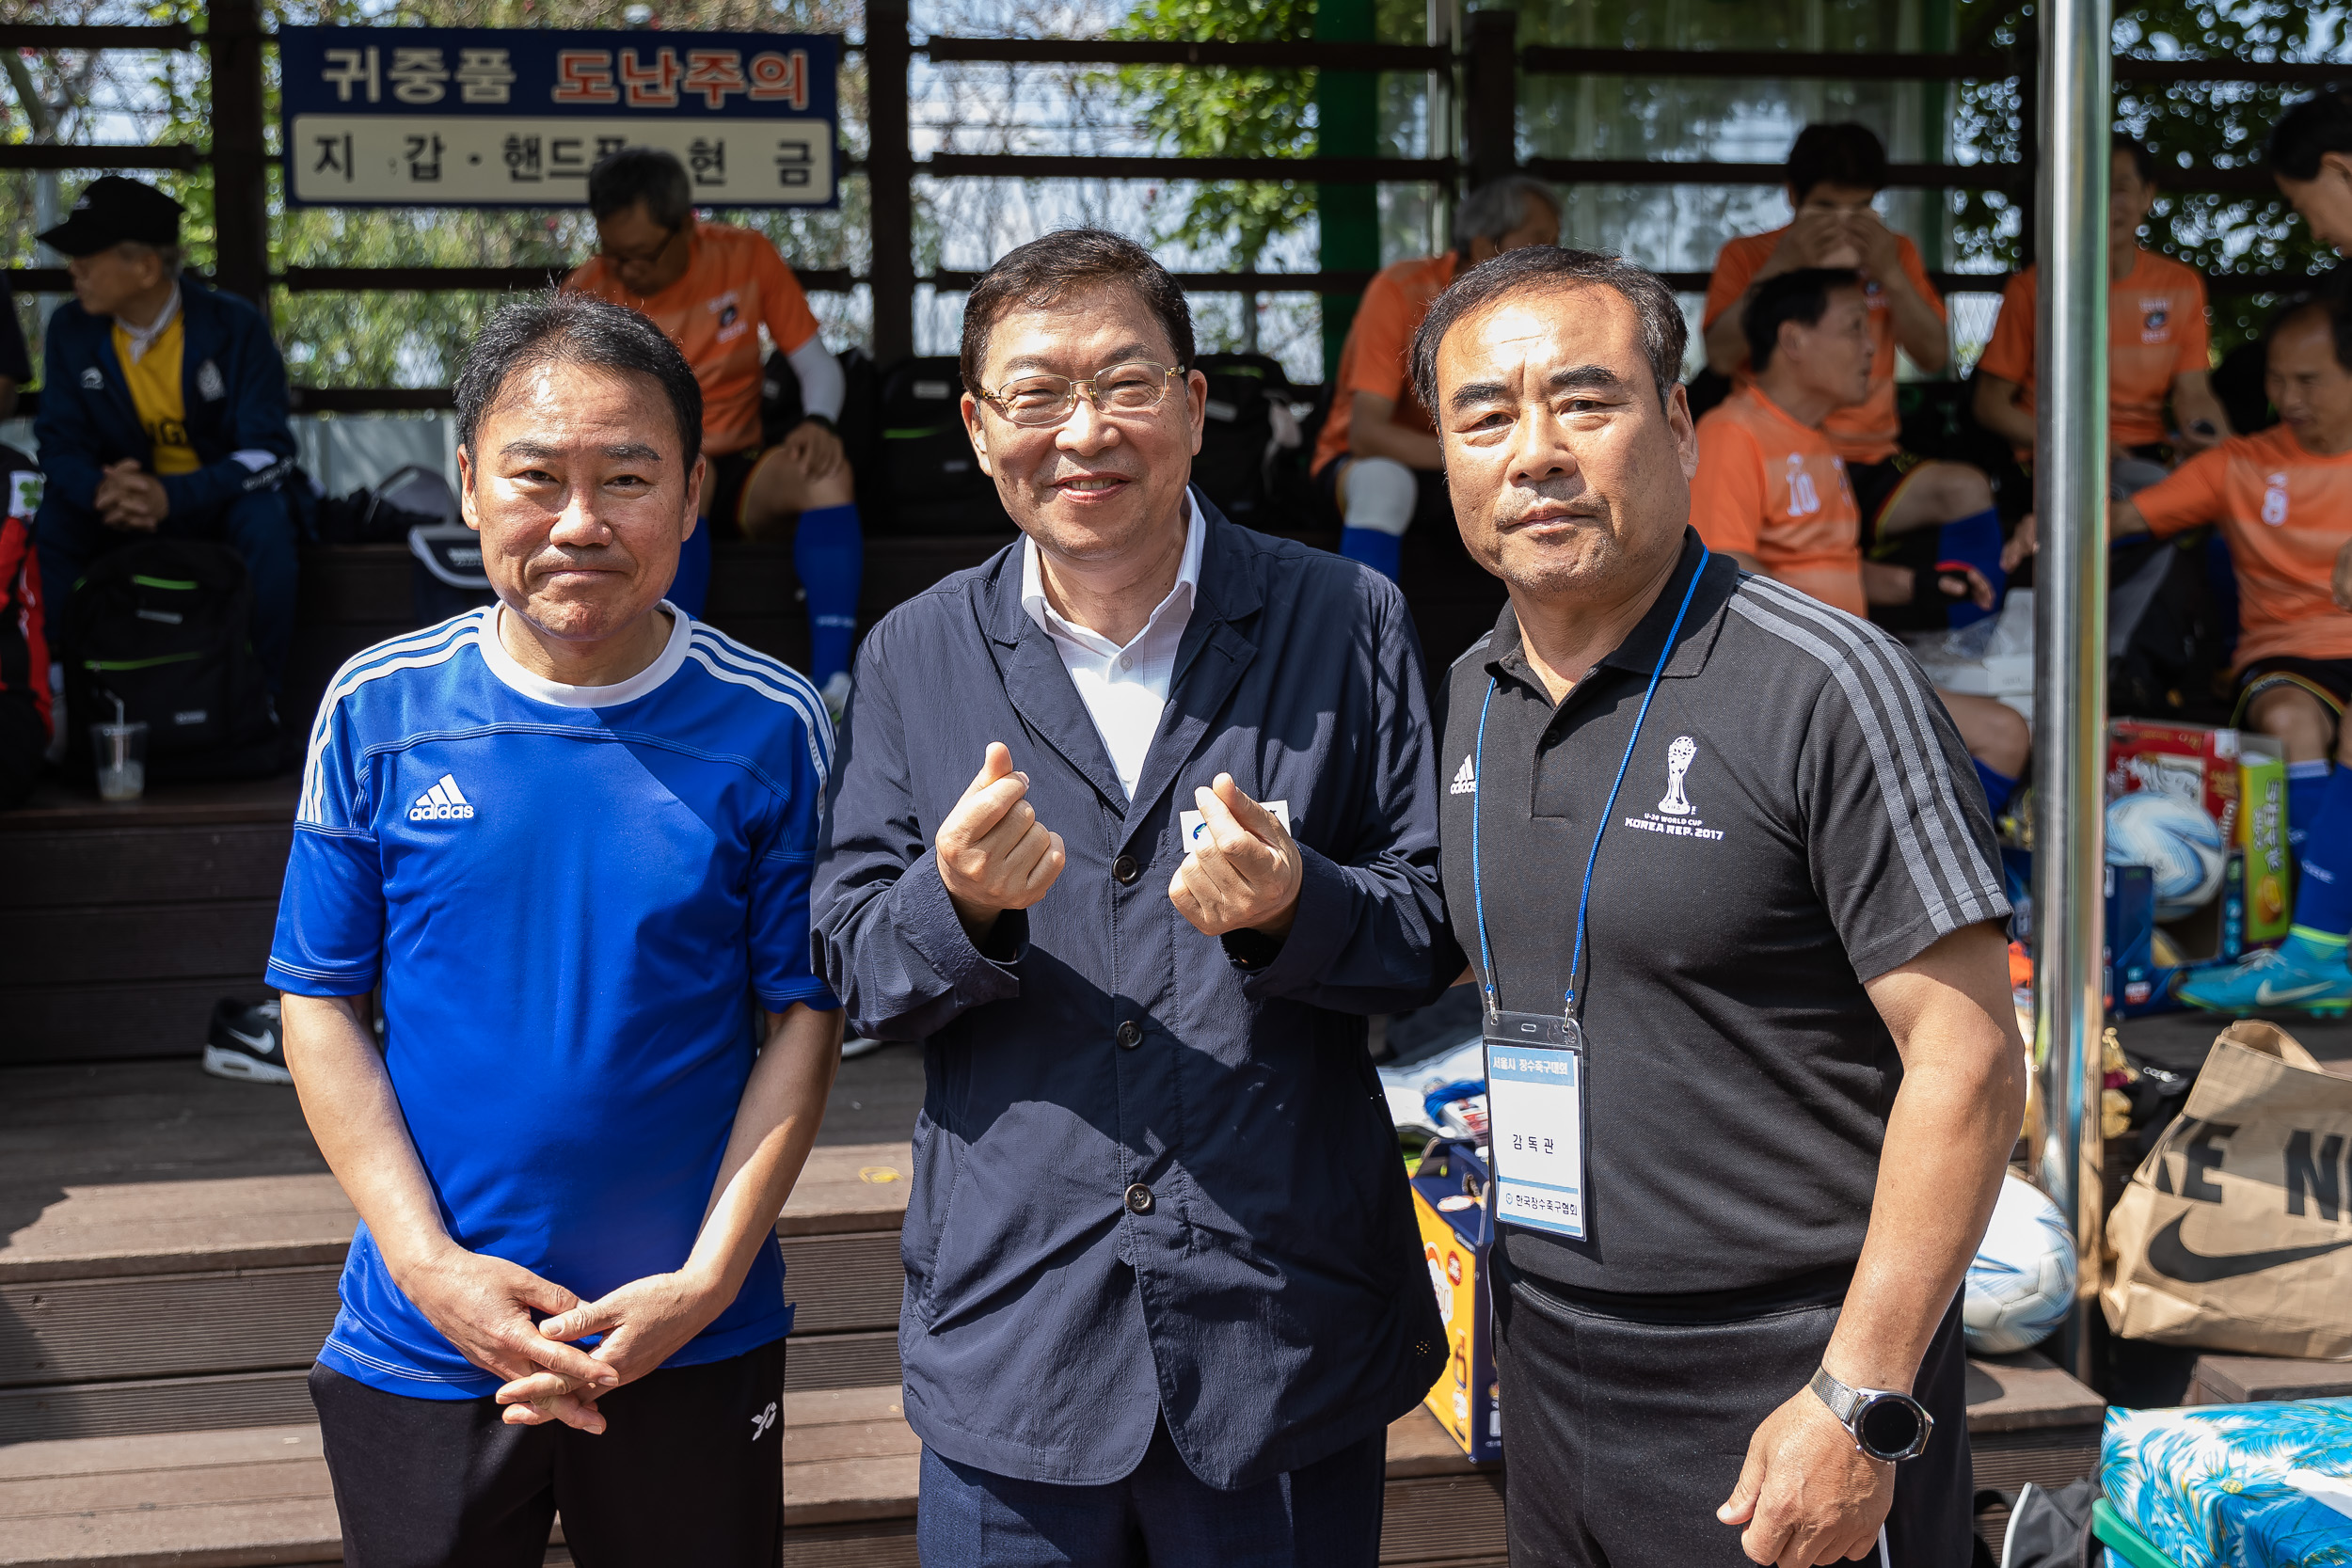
32 176 297 693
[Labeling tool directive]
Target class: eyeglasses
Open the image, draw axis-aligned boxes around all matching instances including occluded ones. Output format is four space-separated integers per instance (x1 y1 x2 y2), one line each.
597 225 679 270
978 360 1184 428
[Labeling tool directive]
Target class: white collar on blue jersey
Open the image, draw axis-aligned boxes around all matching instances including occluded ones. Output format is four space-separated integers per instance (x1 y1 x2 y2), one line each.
479 601 693 708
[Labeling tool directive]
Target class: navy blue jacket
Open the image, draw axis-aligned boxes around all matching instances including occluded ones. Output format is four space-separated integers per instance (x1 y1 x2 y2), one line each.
34 280 294 533
814 499 1450 1490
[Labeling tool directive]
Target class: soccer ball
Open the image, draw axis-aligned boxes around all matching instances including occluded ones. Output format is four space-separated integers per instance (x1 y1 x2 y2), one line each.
2106 791 2228 921
1962 1174 2077 1355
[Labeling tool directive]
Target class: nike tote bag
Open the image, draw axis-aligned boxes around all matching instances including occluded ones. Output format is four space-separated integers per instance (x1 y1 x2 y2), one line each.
2103 1020 2352 1361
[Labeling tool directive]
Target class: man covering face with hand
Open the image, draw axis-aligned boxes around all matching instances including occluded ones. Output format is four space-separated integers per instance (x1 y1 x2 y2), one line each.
814 229 1449 1568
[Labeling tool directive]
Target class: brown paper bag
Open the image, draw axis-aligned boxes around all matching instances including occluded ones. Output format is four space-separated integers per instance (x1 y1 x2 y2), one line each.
2103 1020 2352 1360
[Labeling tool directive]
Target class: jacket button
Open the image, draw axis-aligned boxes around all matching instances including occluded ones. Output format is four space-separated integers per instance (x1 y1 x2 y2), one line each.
1113 853 1139 885
1116 1021 1143 1050
1124 1183 1155 1215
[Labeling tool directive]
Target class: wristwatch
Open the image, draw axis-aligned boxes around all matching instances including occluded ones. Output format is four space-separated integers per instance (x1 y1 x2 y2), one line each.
796 412 837 435
1808 1367 1934 1463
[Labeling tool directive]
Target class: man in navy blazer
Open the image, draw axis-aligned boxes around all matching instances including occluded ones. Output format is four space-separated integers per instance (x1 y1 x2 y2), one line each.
34 178 296 690
814 230 1450 1566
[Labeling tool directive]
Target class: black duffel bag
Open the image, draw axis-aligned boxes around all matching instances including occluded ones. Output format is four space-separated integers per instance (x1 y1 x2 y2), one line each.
64 538 282 783
870 356 1013 534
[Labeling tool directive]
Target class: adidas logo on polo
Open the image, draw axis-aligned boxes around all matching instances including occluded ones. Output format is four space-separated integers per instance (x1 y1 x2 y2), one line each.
409 774 475 822
1450 755 1477 796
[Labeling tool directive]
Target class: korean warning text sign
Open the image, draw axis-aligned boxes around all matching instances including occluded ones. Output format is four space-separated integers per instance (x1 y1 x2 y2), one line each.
279 27 839 208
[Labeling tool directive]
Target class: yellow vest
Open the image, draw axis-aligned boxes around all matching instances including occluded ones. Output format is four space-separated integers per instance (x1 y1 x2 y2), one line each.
114 316 199 477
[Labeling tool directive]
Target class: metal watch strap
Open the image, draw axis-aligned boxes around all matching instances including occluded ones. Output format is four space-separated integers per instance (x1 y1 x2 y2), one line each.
1808 1366 1933 1462
1808 1366 1861 1427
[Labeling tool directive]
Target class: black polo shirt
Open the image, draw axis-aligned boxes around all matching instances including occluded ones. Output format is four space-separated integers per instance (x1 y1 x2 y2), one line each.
1436 531 2010 1301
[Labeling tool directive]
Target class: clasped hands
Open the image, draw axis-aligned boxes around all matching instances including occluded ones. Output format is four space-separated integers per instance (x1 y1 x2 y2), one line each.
936 741 1302 943
94 460 169 532
394 1239 736 1434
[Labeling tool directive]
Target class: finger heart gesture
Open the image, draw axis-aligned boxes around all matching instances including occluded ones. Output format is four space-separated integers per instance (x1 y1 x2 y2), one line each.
1168 774 1302 939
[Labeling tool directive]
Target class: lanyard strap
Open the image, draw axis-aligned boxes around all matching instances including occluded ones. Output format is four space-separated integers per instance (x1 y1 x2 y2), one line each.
1470 547 1710 1022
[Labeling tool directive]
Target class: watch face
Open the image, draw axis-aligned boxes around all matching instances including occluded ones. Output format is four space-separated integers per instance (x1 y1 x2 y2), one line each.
1856 1395 1926 1460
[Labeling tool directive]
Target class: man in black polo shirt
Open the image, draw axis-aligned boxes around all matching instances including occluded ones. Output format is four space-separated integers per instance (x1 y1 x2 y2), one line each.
1411 245 2026 1568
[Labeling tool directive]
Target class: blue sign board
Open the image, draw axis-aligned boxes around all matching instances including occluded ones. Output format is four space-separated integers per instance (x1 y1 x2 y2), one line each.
278 27 839 208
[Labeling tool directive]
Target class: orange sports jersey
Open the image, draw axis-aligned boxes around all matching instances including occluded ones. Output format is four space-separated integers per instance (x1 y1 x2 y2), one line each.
564 221 820 458
1977 251 2210 451
1702 228 1946 467
1311 253 1459 477
1690 386 1867 615
2135 425 2352 668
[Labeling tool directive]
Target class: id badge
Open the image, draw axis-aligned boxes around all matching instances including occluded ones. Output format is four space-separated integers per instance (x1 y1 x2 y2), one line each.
1482 1010 1587 1241
1180 799 1291 847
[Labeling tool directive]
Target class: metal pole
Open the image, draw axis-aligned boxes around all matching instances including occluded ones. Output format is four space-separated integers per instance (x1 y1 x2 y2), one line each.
865 0 914 367
206 0 270 307
1464 8 1518 193
2030 0 2110 1389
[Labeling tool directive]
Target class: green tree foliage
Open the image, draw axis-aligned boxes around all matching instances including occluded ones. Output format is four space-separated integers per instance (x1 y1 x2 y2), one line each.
1106 0 1317 275
1952 0 2342 356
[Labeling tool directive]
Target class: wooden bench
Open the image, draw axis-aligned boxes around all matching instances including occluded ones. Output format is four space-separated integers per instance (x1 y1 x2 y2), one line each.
2187 1354 2352 1405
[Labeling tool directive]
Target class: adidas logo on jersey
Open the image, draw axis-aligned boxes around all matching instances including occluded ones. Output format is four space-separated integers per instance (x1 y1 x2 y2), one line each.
1450 755 1477 796
409 773 475 822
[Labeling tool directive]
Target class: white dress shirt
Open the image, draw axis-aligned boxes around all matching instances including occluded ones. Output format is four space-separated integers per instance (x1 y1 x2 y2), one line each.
1020 494 1205 800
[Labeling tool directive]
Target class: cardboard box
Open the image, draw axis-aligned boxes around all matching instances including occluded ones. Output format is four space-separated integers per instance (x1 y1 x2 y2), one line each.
2107 721 2242 842
2106 852 2250 1016
2237 737 2289 944
1409 1139 1501 1463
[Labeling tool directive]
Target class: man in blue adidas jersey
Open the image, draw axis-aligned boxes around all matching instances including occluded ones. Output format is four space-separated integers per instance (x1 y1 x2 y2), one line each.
268 294 842 1568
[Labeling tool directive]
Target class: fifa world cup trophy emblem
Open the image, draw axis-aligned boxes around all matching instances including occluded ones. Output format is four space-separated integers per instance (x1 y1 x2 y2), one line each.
1658 736 1697 816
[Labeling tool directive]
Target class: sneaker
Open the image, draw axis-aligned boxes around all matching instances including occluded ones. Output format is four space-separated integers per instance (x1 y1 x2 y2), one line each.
2173 937 2352 1018
203 998 294 1084
819 671 852 728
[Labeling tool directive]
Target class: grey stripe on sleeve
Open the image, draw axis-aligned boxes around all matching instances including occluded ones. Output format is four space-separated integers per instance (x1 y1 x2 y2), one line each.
1739 578 2001 911
1726 581 1999 933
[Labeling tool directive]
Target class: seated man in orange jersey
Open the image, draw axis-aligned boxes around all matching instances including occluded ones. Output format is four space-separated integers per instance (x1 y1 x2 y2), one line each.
1310 176 1558 579
1692 267 2031 816
2076 298 2352 1013
565 149 859 708
1975 135 2233 485
1705 124 2007 623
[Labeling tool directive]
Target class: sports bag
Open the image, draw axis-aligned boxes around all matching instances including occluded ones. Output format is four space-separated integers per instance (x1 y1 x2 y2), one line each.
2103 1019 2352 1359
64 538 281 782
1189 353 1297 529
870 356 1012 535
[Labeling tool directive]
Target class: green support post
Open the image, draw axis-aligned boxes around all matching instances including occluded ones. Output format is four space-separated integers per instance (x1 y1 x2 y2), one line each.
1317 0 1381 380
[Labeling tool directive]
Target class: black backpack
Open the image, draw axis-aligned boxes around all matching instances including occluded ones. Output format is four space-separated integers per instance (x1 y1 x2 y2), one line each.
64 538 282 782
1189 353 1295 529
2107 531 2235 723
870 356 1013 535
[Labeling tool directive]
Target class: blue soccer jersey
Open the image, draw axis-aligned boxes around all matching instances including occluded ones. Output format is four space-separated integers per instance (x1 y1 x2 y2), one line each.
267 604 838 1398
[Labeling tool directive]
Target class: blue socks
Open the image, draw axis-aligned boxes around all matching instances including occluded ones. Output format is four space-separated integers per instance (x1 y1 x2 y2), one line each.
669 523 712 619
793 502 864 687
1340 526 1403 581
1936 507 2006 630
1973 759 2018 817
2292 758 2352 939
2288 759 2332 852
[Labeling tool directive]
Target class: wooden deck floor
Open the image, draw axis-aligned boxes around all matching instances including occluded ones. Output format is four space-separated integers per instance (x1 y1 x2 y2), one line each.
15 995 2312 1566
